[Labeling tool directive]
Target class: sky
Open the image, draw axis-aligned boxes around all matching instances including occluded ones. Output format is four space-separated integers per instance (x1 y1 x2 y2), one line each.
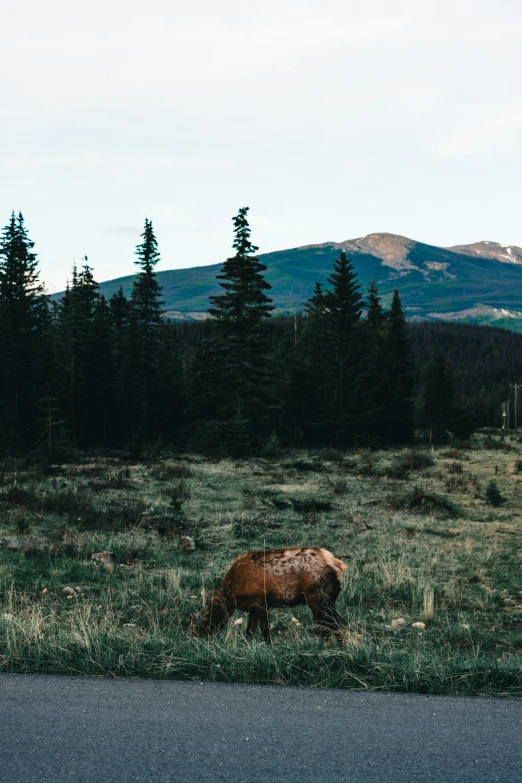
2 0 522 292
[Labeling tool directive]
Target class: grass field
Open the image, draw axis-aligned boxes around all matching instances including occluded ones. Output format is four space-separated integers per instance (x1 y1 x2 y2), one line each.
1 434 521 696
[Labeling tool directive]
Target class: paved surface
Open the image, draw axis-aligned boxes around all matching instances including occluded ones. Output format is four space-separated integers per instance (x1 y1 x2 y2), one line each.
0 674 521 783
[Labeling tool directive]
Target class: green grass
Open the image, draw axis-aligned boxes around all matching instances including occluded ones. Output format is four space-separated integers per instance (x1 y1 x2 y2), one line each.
1 437 521 695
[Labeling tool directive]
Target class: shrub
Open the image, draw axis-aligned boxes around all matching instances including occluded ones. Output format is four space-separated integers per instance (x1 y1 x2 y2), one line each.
290 497 333 514
485 480 507 507
150 462 193 480
330 477 348 496
482 437 513 452
281 457 323 472
446 462 463 475
440 448 469 460
388 486 460 518
396 449 434 473
262 433 282 459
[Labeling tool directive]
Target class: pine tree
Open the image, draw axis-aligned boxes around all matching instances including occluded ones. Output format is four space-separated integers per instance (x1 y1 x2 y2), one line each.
109 286 131 442
417 355 474 443
384 289 415 443
0 212 50 446
34 394 76 464
131 218 163 326
367 279 383 332
296 283 329 444
364 280 388 442
127 219 165 441
301 252 366 446
204 207 274 449
55 259 101 445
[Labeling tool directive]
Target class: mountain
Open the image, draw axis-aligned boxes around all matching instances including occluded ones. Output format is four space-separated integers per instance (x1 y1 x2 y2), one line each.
61 233 522 328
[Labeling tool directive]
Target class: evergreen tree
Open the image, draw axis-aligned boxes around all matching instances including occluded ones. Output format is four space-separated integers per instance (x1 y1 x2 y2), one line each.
34 394 76 464
128 219 164 441
109 286 131 442
131 218 163 326
296 282 329 444
364 280 388 442
55 259 101 445
202 207 274 449
87 295 115 446
0 212 50 446
384 290 415 443
417 355 474 443
301 252 366 446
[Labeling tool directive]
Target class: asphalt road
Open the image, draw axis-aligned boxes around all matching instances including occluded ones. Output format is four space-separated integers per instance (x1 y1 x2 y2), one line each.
0 674 521 783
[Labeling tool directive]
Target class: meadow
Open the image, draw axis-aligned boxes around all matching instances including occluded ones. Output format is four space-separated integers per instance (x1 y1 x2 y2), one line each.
0 434 521 696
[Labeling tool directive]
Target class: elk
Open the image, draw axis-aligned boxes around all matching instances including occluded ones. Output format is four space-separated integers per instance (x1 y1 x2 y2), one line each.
190 547 346 643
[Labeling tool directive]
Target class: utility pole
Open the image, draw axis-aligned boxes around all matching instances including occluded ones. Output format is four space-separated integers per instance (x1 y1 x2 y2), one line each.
510 383 520 430
501 401 508 430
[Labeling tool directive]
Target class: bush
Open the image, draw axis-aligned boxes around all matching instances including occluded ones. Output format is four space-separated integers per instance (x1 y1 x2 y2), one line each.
150 462 193 480
485 480 507 507
388 486 460 518
262 433 282 459
330 477 348 496
290 497 333 514
440 448 469 460
482 437 513 452
446 462 463 475
281 457 323 473
397 449 434 472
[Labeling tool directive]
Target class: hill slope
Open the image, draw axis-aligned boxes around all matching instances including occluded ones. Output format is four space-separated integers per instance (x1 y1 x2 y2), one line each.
76 233 522 327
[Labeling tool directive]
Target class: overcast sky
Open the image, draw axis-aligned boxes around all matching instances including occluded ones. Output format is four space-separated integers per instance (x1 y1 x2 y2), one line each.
2 0 522 292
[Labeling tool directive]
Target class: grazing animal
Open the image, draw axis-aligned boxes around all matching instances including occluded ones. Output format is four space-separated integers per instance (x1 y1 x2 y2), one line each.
191 547 346 643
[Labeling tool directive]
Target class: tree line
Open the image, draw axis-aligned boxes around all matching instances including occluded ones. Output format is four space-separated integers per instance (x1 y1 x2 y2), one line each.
0 208 497 460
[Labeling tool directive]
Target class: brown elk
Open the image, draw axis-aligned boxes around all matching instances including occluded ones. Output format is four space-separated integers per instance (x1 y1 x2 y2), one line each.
190 547 346 643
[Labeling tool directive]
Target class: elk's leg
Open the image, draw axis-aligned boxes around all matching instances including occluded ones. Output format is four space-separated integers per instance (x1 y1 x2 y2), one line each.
246 609 259 638
258 607 272 644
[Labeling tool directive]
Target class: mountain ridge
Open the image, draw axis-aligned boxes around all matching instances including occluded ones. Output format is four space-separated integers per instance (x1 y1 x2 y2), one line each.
55 233 522 329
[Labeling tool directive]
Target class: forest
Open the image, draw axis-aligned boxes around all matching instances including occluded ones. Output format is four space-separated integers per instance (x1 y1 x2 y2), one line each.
0 207 520 460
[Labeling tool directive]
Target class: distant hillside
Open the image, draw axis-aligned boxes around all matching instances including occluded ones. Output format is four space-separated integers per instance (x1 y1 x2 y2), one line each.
56 233 522 328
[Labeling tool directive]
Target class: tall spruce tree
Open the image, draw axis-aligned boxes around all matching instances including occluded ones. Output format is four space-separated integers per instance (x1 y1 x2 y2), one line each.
203 207 274 451
128 219 164 441
109 286 131 442
0 212 50 446
417 355 474 443
364 279 388 442
383 289 415 443
131 218 163 326
301 252 366 445
55 259 101 445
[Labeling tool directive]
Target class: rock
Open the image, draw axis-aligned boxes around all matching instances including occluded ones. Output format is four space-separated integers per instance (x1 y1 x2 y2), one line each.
233 618 243 626
62 586 75 596
412 622 426 630
178 536 196 552
391 618 407 628
91 551 114 564
74 587 82 594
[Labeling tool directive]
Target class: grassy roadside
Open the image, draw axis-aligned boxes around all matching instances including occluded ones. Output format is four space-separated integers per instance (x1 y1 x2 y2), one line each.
0 435 521 695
